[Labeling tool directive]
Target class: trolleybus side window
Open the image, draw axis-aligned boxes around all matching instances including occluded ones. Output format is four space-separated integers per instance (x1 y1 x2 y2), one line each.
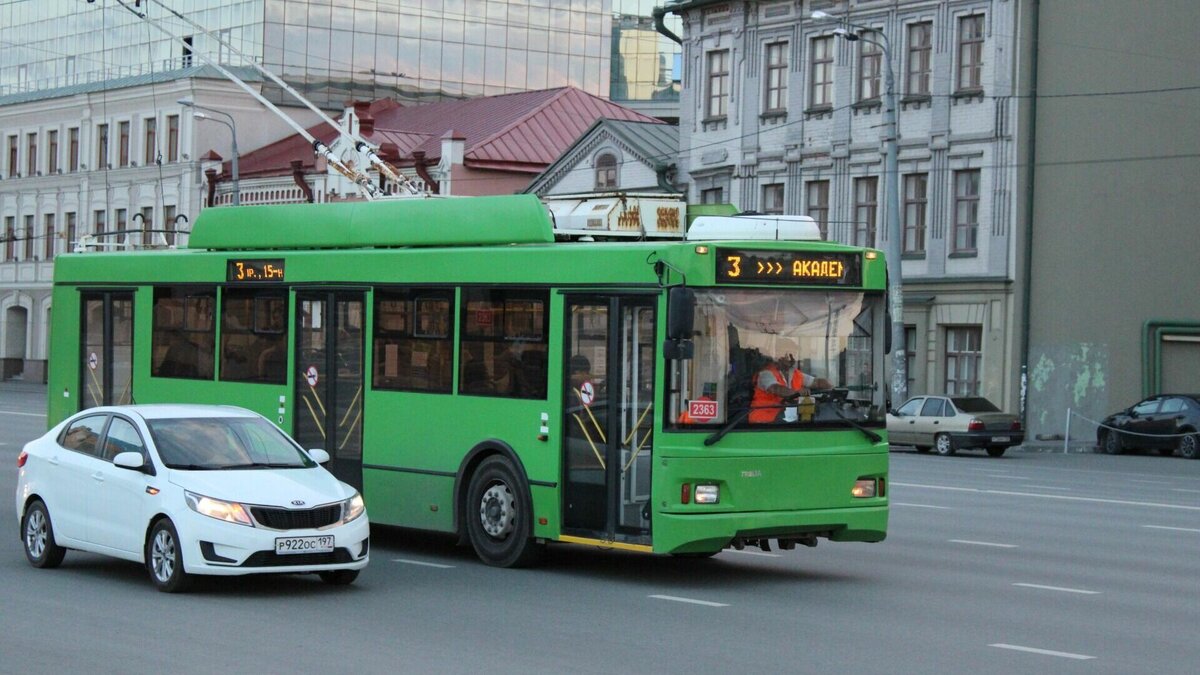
220 289 287 384
373 288 454 393
459 288 549 399
151 286 215 379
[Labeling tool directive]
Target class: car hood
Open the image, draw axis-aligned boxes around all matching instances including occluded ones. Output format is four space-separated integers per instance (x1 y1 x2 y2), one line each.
167 466 354 507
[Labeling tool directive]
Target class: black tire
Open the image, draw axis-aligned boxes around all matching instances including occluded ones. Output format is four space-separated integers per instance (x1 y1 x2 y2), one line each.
464 455 544 568
319 569 360 585
986 447 1007 458
934 433 955 456
146 519 193 593
1179 433 1199 460
22 500 66 569
1102 430 1123 455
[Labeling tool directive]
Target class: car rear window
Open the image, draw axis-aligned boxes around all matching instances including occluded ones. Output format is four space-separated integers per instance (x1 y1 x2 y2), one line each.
951 397 1001 413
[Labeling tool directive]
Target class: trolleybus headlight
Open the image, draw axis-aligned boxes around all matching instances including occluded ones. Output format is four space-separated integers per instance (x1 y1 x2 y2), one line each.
694 484 720 504
341 492 365 523
185 490 253 526
851 479 877 498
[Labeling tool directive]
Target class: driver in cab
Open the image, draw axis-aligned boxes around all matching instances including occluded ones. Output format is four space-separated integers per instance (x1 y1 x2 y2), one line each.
749 348 832 424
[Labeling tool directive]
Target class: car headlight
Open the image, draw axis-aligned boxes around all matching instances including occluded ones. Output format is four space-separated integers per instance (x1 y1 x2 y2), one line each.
185 491 253 527
342 492 365 524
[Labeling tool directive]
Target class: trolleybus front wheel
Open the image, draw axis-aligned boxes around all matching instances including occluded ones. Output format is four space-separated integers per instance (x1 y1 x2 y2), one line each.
465 455 544 568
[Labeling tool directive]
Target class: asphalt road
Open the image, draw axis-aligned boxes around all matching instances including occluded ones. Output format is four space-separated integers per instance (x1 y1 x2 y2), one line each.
2 382 1198 674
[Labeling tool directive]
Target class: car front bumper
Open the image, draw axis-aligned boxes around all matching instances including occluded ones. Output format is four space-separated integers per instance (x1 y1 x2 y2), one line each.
176 508 370 576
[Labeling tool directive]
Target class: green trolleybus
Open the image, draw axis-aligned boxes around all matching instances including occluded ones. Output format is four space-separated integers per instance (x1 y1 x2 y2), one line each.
47 194 889 566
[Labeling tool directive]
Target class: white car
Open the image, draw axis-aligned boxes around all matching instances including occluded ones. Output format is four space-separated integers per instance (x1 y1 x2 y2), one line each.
16 404 369 592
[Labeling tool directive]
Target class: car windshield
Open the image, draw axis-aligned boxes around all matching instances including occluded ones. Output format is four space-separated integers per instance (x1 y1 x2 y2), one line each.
147 416 314 470
951 397 1001 413
667 288 886 430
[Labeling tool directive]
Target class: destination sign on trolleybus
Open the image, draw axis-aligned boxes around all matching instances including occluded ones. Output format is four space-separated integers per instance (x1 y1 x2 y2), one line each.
716 249 862 286
227 258 286 282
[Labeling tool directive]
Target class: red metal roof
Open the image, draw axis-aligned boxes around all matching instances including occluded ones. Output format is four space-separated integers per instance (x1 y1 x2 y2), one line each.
233 87 661 180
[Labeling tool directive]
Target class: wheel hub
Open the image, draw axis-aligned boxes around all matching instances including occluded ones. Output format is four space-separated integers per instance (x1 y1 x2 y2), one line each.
479 483 515 539
25 511 47 558
152 530 176 581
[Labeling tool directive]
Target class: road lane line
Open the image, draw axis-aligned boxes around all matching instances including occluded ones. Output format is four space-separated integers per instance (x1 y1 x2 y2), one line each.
392 558 455 568
1023 485 1069 491
949 539 1018 548
1013 583 1100 595
724 549 780 558
1129 479 1172 485
649 595 728 607
1143 524 1200 533
0 409 45 417
1171 488 1200 494
892 502 951 509
893 482 1200 511
989 644 1095 660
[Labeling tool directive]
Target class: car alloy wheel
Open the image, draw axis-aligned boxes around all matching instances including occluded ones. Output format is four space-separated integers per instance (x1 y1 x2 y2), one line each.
22 501 66 569
934 433 955 456
1180 434 1199 460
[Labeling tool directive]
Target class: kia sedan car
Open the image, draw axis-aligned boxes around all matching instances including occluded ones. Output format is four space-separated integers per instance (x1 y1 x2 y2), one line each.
16 405 369 592
887 395 1023 456
1096 394 1200 458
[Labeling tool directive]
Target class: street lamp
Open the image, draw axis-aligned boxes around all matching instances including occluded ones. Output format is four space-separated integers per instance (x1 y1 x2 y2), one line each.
177 98 240 206
812 10 906 405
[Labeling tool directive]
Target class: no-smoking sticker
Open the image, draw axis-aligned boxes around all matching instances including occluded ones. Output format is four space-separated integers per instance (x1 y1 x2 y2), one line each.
579 381 595 406
304 365 319 386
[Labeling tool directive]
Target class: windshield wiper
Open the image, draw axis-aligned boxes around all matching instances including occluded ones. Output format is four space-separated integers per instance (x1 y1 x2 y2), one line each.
222 462 301 470
169 463 219 470
704 406 754 446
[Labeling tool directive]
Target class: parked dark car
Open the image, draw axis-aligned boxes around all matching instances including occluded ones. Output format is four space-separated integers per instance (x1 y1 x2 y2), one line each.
1097 394 1200 459
887 395 1023 457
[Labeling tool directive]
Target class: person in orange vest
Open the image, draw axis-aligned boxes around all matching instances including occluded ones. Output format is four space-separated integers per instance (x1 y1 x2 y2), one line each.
749 351 832 423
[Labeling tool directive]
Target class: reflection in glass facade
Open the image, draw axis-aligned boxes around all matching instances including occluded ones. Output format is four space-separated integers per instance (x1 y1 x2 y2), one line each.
1 0 632 107
610 0 681 104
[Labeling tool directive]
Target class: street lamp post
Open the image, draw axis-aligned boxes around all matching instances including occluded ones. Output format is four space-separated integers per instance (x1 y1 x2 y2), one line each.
177 98 240 206
813 10 907 406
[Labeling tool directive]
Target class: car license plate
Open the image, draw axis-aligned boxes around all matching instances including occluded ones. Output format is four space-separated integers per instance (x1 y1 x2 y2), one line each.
275 535 334 555
991 436 1011 443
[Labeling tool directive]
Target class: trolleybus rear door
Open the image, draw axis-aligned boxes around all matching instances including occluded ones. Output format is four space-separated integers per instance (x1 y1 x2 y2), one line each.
294 291 365 490
562 295 656 545
79 291 134 409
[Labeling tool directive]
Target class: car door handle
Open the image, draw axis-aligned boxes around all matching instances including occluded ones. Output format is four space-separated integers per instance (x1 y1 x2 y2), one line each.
91 471 105 483
48 456 60 466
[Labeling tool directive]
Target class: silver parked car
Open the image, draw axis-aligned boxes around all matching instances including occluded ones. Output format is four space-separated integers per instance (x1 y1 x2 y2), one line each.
887 396 1023 457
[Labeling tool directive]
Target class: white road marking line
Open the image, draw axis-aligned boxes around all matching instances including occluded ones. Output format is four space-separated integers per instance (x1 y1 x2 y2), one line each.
1129 479 1172 485
0 410 45 417
1012 583 1100 595
949 539 1018 548
392 558 455 569
989 644 1095 660
892 502 951 509
649 595 729 607
1171 488 1200 494
724 548 780 558
893 482 1200 511
1023 485 1069 491
1143 524 1200 533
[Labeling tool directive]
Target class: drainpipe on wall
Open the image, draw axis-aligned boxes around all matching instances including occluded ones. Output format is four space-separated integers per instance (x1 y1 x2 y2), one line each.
291 159 314 203
1019 0 1041 425
652 6 682 45
412 151 440 195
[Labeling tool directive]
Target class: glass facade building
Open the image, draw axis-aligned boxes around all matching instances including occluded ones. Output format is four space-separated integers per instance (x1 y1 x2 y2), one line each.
1 0 679 112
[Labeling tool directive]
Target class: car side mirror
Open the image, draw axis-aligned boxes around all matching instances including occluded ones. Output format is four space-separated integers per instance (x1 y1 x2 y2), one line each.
888 409 899 416
308 448 331 464
113 451 145 470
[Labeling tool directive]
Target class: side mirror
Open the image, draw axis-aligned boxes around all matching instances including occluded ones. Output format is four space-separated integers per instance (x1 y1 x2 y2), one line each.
308 448 331 464
663 339 694 360
666 287 695 340
888 409 899 416
113 451 145 470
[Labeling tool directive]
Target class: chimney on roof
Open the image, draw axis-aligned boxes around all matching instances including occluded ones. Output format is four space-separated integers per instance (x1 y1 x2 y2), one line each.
378 141 400 162
355 100 375 134
441 129 465 166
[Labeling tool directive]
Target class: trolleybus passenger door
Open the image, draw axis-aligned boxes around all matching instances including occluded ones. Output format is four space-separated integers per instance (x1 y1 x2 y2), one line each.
562 295 656 545
79 291 134 410
294 291 365 490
